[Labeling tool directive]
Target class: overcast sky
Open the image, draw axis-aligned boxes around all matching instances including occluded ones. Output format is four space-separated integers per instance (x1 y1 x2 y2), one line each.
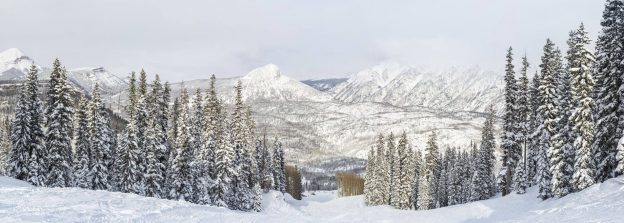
0 0 604 81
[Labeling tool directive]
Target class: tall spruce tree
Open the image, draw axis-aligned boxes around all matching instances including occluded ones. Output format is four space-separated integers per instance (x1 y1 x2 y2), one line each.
9 64 46 185
89 83 112 190
593 0 624 182
500 47 520 196
168 88 194 201
536 39 560 200
513 55 531 193
272 138 286 193
73 97 91 188
527 71 542 185
384 132 396 205
471 107 496 201
45 59 74 188
550 41 574 198
569 24 597 190
420 131 439 209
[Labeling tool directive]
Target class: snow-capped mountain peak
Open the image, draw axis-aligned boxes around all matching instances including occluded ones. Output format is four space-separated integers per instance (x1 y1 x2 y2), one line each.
0 48 36 78
243 64 282 81
0 48 26 62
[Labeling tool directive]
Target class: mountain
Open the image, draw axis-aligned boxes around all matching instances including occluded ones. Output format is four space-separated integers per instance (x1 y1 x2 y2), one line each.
330 62 504 112
302 78 348 91
0 48 38 80
153 63 502 163
0 48 127 95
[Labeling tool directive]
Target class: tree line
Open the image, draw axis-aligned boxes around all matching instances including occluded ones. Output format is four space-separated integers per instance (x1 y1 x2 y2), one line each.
4 60 289 212
363 108 497 210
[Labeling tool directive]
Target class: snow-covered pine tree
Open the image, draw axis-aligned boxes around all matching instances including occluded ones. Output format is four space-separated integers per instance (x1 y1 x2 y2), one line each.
513 157 528 194
151 77 170 197
144 115 163 198
89 83 112 190
45 59 75 188
272 137 286 193
120 73 144 195
390 132 412 209
471 106 496 201
371 134 386 206
569 24 597 190
536 39 560 200
500 47 520 196
527 71 542 186
111 130 127 191
228 81 253 211
513 55 531 193
364 147 376 205
411 148 422 209
448 148 464 205
0 122 10 176
135 82 150 194
256 134 274 193
417 174 431 210
73 97 91 188
212 107 235 208
203 75 220 185
420 131 439 209
168 87 194 201
550 40 574 198
384 132 396 205
9 64 46 185
189 89 208 203
593 0 624 182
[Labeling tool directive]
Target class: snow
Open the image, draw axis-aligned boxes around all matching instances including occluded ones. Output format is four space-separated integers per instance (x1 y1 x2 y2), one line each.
2 176 624 222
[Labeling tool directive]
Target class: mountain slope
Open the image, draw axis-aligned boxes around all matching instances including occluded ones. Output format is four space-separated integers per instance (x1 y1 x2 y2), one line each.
2 176 623 222
302 78 348 91
330 63 504 112
0 48 127 95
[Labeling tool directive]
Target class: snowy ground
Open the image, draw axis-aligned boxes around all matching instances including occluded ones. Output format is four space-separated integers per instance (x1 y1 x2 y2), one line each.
1 176 624 222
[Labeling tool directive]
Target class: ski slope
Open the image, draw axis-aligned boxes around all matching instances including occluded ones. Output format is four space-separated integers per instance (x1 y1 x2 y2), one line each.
1 176 623 222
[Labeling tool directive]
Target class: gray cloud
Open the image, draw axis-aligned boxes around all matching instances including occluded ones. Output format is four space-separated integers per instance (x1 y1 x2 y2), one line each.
0 0 603 81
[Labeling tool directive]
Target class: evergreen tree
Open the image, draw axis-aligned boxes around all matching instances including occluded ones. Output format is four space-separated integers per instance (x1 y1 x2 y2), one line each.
550 41 574 198
569 24 597 190
144 116 164 198
500 47 520 196
471 107 496 201
272 138 286 193
168 88 194 201
45 59 74 188
89 83 111 190
420 131 439 209
391 132 412 210
593 0 624 182
513 157 528 194
213 108 234 208
73 97 91 188
371 134 386 205
536 39 560 200
411 148 422 209
515 55 531 192
0 122 10 176
527 71 542 185
384 132 396 205
364 147 376 205
257 135 274 193
417 175 431 210
9 64 46 185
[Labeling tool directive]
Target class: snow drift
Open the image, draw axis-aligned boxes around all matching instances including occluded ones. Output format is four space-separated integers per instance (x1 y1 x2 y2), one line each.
1 176 624 222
